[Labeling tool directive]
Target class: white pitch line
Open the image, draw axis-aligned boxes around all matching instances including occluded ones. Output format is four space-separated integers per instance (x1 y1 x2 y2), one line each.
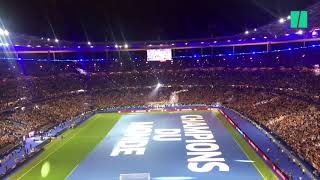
235 159 255 163
65 164 79 179
17 130 81 180
16 118 98 180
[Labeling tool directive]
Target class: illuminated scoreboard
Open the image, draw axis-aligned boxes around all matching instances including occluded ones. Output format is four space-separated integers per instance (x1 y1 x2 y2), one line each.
147 49 172 62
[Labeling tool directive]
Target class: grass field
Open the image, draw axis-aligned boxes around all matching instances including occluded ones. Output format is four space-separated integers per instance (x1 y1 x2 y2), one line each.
9 113 121 180
9 110 277 180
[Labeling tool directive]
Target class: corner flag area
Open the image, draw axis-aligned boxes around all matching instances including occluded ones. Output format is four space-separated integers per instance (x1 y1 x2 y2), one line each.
9 110 278 180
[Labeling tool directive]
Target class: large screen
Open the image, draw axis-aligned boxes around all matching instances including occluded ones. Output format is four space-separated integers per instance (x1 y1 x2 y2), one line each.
147 49 172 61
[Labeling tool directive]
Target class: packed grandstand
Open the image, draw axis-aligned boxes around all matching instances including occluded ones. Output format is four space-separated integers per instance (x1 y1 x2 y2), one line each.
0 1 320 180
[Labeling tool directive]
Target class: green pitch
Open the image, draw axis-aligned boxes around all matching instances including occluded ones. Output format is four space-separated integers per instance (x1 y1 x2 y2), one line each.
9 113 121 180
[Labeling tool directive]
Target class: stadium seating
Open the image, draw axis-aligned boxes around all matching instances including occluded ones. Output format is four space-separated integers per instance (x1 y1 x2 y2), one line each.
0 57 319 175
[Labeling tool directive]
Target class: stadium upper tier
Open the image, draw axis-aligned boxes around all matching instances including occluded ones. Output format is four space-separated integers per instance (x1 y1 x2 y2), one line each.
1 2 320 53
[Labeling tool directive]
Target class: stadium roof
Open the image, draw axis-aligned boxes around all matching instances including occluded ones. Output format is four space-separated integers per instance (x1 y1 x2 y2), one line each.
1 1 320 52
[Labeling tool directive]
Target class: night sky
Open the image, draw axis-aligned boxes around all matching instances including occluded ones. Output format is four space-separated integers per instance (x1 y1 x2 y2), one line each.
0 0 317 42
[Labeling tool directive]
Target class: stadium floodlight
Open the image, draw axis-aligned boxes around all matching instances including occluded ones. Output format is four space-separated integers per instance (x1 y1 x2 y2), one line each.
156 82 162 89
244 30 249 35
296 30 303 35
0 28 9 36
312 30 318 36
4 30 9 36
279 18 285 24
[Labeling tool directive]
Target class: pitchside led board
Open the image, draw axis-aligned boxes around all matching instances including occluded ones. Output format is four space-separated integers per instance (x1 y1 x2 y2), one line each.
147 49 173 62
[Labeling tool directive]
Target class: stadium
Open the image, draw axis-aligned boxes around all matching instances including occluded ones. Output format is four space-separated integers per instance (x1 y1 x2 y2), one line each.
0 0 319 179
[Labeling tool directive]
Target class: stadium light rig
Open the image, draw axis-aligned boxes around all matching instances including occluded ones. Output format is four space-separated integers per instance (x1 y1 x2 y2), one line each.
296 30 304 35
279 18 285 24
156 82 162 89
312 30 318 37
0 28 9 36
4 30 9 36
0 43 9 47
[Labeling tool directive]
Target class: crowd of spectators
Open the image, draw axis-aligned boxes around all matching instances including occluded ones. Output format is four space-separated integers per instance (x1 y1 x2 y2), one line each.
0 65 319 172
